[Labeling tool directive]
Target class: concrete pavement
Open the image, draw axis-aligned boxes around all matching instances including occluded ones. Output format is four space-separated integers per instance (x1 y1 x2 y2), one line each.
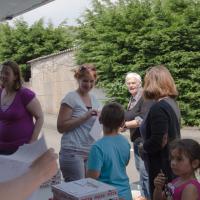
43 112 200 156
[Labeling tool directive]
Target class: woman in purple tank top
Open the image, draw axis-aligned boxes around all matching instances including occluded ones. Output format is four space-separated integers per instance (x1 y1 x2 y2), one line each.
0 61 44 155
154 139 200 200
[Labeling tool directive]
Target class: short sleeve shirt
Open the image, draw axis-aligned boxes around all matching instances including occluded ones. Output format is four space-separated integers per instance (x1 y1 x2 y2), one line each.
168 178 200 200
60 90 100 153
0 87 35 151
87 134 132 200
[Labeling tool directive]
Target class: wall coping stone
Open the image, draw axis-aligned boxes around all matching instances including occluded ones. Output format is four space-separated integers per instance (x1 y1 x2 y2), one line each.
27 47 77 64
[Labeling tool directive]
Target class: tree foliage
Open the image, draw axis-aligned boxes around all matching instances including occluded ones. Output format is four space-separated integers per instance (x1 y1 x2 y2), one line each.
0 18 75 80
76 0 200 126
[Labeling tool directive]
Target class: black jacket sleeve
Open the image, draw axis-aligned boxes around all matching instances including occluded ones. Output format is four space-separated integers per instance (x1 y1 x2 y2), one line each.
143 104 169 154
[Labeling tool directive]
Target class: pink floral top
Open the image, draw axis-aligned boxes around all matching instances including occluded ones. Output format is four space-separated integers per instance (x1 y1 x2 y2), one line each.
165 178 200 200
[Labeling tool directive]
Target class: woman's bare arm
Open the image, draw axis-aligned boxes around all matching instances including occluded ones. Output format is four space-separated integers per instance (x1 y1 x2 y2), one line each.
57 104 97 133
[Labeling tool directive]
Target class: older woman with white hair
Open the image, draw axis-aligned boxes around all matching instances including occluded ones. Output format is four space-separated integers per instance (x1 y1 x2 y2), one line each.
122 72 153 200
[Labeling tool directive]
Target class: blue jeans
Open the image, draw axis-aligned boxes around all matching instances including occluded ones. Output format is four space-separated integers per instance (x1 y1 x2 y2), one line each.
134 140 150 199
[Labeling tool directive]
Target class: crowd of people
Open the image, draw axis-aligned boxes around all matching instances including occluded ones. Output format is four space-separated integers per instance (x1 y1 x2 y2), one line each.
0 60 200 200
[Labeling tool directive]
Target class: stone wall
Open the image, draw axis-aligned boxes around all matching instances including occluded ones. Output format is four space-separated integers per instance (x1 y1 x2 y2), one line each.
29 50 78 114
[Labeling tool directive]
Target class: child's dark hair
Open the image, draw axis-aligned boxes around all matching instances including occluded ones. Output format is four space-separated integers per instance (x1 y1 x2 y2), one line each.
170 138 200 170
99 102 124 132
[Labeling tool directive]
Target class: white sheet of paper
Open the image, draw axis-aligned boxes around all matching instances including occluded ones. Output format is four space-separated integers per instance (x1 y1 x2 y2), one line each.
9 135 47 163
0 135 48 200
89 118 103 141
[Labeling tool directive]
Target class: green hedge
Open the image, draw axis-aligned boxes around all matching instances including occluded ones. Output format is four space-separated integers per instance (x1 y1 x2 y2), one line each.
76 0 200 126
0 19 75 80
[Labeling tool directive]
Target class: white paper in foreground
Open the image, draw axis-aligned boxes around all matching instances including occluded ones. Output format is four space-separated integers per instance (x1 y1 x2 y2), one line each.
0 135 47 200
89 118 103 141
9 135 47 163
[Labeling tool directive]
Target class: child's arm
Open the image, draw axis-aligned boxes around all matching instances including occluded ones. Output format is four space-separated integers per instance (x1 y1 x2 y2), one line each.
87 144 103 180
181 184 199 200
153 172 167 200
86 170 100 179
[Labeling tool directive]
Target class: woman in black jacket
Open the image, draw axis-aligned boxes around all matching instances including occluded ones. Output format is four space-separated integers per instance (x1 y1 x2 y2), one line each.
139 65 181 199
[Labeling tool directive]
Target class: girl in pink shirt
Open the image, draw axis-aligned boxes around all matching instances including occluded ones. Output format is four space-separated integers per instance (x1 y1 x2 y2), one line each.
153 138 200 200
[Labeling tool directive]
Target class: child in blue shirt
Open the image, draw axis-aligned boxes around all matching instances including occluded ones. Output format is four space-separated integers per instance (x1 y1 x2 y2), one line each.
87 102 132 200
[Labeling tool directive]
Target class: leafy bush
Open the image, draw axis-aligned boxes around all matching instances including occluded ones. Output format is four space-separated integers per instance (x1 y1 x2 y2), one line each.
76 0 200 126
0 19 75 81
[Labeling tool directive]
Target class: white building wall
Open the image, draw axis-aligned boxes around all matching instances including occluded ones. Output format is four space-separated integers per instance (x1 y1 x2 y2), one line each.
29 51 77 114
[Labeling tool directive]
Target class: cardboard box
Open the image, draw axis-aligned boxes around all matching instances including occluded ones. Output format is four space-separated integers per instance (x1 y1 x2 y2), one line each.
52 178 118 200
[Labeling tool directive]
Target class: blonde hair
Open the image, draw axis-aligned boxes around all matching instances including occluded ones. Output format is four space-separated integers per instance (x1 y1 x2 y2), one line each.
143 65 178 100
